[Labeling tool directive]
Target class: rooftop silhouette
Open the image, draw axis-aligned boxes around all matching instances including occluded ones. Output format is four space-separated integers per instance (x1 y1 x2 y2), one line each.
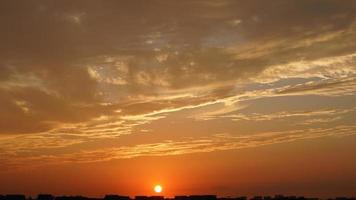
0 195 355 200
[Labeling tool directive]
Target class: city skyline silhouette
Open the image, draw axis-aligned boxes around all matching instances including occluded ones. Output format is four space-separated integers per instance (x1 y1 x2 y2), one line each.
0 0 356 197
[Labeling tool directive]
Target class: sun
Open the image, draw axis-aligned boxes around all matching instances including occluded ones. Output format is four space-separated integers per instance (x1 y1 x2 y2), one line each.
154 184 163 193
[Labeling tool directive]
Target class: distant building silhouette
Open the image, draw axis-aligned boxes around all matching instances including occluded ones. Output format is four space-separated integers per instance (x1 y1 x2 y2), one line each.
251 196 262 200
5 195 26 200
191 195 216 200
37 194 54 200
219 197 246 200
334 198 356 200
55 196 88 200
188 195 216 200
135 196 164 200
135 196 149 200
174 196 190 200
104 195 130 200
0 193 355 200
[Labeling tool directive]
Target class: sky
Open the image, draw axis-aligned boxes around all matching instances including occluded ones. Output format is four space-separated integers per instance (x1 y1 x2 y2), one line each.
1 0 356 198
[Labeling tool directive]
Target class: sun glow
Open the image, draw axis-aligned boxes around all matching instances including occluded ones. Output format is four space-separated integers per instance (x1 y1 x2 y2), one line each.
154 185 163 193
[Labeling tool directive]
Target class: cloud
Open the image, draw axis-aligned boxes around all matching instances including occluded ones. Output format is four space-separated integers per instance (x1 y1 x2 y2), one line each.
1 0 356 171
256 53 356 83
276 77 356 96
193 107 355 122
2 125 356 170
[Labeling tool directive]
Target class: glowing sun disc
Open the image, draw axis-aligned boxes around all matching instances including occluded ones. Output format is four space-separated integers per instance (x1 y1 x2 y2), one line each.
154 185 163 193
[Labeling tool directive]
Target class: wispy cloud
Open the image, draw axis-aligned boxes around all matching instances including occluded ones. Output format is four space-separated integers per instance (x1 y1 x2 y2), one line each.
193 107 355 122
2 125 356 171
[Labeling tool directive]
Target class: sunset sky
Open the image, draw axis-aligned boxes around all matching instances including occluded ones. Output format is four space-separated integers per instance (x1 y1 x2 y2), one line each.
1 0 356 198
